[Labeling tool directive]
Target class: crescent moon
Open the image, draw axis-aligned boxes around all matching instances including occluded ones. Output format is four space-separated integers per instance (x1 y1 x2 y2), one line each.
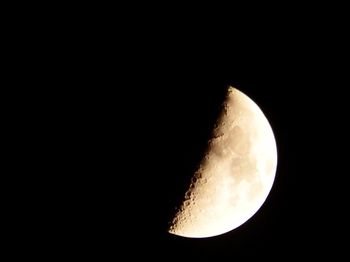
168 87 278 238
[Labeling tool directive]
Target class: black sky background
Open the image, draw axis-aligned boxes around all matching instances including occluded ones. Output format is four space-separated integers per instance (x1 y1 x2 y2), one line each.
16 7 348 259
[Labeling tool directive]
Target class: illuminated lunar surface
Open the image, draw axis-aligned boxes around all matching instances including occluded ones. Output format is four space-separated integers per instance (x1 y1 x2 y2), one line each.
168 87 277 238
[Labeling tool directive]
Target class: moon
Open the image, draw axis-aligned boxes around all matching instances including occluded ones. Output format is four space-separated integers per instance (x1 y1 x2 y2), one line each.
168 87 277 238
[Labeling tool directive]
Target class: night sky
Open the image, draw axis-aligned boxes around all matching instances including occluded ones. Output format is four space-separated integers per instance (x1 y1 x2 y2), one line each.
38 14 346 259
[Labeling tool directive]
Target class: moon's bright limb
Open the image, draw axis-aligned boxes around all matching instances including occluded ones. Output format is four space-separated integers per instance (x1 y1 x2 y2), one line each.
169 87 277 238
